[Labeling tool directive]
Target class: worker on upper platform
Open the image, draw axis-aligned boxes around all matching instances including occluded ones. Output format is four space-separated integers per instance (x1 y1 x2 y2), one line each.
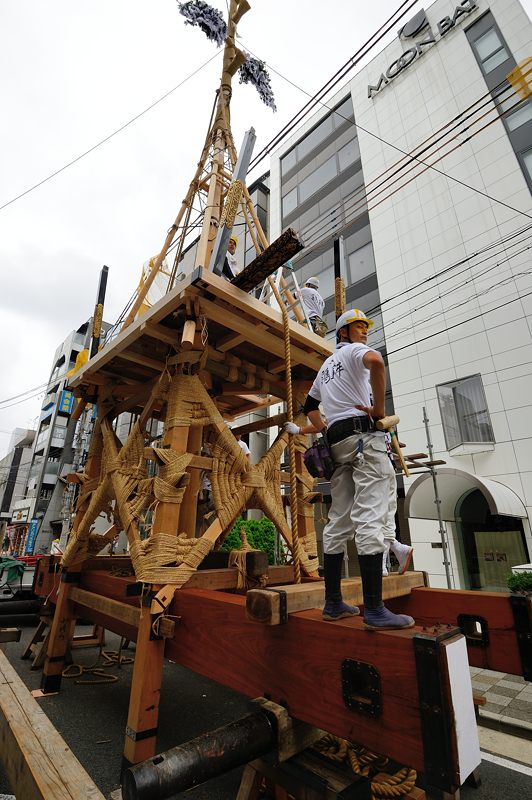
299 308 415 628
299 277 327 337
221 234 239 281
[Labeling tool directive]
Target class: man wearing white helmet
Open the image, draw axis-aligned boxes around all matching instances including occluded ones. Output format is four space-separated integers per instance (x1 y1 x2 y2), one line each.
299 277 327 337
298 308 415 629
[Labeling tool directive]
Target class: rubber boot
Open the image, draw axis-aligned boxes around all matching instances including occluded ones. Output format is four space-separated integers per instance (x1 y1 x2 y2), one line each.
322 552 360 621
359 553 415 630
390 539 414 574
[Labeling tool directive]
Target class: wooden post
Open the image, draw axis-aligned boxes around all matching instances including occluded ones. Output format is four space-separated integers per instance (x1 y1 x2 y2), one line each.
122 599 165 767
179 425 203 537
41 423 102 693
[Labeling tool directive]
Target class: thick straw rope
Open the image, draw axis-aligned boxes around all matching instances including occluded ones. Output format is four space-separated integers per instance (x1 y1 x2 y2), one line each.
267 276 303 583
313 734 417 799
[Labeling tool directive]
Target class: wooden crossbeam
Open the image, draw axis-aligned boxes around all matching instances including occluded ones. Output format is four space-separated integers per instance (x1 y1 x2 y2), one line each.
247 572 426 625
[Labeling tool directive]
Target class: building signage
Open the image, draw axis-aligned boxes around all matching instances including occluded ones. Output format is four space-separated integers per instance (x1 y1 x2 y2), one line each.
368 1 479 98
11 507 29 523
24 518 39 555
59 389 74 414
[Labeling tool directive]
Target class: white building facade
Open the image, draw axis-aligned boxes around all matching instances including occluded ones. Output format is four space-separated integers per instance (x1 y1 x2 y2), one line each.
270 0 532 589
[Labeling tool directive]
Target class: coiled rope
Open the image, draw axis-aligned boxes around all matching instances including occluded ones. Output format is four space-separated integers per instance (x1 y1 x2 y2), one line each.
313 734 417 799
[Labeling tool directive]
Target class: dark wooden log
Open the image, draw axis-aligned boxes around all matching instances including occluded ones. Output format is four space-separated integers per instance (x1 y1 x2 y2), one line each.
232 228 304 292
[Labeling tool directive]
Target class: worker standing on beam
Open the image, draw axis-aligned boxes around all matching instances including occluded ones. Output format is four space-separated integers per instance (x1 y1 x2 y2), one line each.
299 277 327 337
298 308 415 628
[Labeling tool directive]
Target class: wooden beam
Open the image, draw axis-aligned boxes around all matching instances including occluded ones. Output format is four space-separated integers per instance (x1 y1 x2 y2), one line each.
140 321 180 346
199 297 323 372
246 573 426 625
386 587 526 676
0 650 105 800
119 349 166 372
165 589 457 780
70 587 140 629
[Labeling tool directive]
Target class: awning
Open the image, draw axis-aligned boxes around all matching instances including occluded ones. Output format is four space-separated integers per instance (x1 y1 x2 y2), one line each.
404 468 527 521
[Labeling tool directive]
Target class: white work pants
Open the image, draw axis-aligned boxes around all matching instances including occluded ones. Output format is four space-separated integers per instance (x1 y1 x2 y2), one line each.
322 432 397 557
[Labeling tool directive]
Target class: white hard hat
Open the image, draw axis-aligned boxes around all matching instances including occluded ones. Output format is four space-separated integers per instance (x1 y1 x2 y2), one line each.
335 308 374 334
306 277 319 288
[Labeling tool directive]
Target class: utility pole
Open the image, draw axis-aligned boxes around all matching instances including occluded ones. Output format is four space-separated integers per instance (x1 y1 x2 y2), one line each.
423 407 453 588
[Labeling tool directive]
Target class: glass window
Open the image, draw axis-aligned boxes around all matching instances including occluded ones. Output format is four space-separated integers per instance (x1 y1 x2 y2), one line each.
472 29 509 72
506 103 532 131
436 375 495 450
299 156 337 203
348 242 376 284
474 29 503 61
281 149 297 176
338 138 360 172
297 115 334 161
497 94 532 130
333 97 354 128
524 149 532 181
282 187 298 217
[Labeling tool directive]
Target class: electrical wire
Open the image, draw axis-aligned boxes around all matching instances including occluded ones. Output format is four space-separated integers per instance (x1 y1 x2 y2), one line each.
247 0 419 172
298 79 517 245
0 51 222 213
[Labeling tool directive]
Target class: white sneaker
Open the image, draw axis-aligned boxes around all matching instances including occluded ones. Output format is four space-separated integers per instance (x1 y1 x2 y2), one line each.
390 541 413 575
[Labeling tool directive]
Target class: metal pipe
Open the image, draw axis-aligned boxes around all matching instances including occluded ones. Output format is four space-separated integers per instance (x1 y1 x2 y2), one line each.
423 407 453 589
122 709 276 800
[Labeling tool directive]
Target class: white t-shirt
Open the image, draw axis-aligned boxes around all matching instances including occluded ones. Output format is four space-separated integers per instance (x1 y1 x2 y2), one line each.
308 342 374 425
237 439 251 457
299 286 324 319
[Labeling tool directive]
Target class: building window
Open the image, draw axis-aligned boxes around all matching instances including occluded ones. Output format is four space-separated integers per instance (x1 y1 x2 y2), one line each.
436 375 494 451
472 28 509 73
523 149 532 182
498 95 532 131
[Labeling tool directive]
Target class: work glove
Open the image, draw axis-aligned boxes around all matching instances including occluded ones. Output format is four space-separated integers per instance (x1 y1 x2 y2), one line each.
283 421 301 435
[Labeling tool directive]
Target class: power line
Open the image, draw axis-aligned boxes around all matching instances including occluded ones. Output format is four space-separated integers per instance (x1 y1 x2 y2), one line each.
265 61 532 227
247 0 419 172
386 285 532 358
298 80 516 246
0 51 221 213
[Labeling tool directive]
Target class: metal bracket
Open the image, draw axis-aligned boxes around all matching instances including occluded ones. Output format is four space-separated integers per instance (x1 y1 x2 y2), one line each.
262 588 288 624
341 659 382 718
509 593 532 682
413 631 457 793
457 613 490 648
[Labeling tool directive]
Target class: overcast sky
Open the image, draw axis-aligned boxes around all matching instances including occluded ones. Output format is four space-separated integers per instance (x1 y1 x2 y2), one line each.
1 0 531 458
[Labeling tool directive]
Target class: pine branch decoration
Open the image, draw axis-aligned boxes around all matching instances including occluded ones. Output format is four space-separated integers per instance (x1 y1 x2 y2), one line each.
239 53 277 111
178 1 227 47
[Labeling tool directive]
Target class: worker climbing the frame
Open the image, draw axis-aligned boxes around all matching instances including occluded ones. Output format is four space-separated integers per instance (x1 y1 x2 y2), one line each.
299 277 327 337
298 308 415 628
221 234 239 281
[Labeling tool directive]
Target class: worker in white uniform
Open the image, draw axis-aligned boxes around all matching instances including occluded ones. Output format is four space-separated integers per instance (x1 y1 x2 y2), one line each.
299 277 327 337
292 308 415 628
221 235 239 281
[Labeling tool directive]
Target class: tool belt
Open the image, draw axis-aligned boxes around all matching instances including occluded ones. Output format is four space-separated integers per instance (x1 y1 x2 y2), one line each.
327 415 375 445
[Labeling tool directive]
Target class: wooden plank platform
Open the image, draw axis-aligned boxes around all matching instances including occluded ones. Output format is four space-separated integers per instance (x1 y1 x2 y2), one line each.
246 571 426 624
68 267 333 416
0 649 105 800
